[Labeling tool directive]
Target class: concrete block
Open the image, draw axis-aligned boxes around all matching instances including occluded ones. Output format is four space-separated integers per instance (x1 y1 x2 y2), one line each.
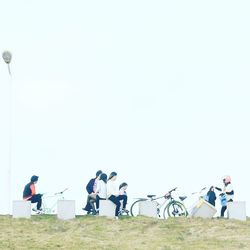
99 200 116 217
139 200 158 218
190 199 217 218
227 201 246 221
57 200 75 220
12 200 31 218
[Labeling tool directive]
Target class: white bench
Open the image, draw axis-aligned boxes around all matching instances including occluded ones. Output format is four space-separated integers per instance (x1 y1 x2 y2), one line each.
12 200 31 218
57 200 75 220
99 200 116 218
190 199 217 218
139 200 158 218
227 201 246 221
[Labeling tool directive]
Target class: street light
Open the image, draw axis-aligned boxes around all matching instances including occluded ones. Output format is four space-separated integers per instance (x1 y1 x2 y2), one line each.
2 51 12 75
2 50 13 214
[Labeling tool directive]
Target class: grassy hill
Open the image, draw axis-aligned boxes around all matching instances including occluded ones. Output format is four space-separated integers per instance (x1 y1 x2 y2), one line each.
0 215 249 249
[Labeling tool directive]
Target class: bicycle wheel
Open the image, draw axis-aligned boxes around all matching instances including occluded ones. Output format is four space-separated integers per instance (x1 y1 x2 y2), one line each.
130 199 147 217
163 201 187 218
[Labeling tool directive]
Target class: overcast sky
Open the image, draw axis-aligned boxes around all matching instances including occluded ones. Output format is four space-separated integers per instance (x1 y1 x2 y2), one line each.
0 0 249 215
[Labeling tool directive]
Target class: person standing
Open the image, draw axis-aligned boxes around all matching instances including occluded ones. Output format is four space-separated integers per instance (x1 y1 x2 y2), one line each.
23 175 43 212
83 170 102 214
215 175 234 217
206 186 217 206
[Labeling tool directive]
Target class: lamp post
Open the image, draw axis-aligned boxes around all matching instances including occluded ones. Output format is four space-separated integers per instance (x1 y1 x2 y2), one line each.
2 51 12 214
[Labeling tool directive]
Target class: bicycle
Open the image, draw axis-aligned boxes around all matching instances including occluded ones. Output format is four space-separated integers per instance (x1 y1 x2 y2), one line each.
41 188 69 214
130 187 188 219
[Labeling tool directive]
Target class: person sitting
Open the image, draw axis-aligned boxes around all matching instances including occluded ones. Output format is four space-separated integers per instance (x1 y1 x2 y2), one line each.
206 186 217 206
107 172 120 218
215 175 234 217
95 173 108 214
23 175 43 212
83 170 102 214
118 182 129 214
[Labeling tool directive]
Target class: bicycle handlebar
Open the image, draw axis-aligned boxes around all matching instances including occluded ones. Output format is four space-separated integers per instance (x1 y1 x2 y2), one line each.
164 187 177 198
54 188 69 195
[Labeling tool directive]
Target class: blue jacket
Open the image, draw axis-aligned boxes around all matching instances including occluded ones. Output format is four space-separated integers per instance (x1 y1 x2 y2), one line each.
86 178 95 194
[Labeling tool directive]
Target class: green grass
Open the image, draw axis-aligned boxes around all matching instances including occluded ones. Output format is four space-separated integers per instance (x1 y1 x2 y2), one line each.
0 215 249 249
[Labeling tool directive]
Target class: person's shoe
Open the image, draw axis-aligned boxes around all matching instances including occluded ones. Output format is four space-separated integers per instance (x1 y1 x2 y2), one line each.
82 207 91 214
115 216 119 220
122 209 129 214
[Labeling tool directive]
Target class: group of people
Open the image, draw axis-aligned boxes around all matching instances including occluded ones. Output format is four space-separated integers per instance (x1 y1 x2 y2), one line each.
83 170 129 217
22 173 235 219
205 175 234 217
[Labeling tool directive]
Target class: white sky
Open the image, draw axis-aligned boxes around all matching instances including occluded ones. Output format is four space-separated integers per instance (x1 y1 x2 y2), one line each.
0 0 249 215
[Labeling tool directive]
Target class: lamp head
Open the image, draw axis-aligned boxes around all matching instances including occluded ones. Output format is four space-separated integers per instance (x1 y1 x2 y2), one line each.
2 51 12 64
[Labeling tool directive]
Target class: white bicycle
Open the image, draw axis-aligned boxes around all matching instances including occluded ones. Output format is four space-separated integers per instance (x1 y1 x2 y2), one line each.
41 188 68 214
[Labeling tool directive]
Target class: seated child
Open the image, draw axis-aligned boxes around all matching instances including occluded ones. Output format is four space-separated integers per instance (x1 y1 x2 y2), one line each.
118 182 129 214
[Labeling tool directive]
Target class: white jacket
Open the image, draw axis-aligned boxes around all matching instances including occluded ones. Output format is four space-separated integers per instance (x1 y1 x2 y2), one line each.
107 180 119 197
96 180 107 199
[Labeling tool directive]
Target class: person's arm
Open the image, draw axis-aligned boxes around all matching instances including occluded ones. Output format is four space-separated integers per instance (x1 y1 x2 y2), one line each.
95 181 100 194
30 184 36 196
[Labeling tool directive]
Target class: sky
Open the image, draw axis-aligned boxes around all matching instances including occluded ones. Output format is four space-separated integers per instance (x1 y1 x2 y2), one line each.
0 0 249 216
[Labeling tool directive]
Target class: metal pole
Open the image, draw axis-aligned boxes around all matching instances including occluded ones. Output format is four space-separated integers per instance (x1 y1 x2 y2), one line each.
2 51 13 214
8 73 13 215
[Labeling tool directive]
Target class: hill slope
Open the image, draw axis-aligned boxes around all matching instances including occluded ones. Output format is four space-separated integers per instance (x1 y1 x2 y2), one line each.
0 215 249 249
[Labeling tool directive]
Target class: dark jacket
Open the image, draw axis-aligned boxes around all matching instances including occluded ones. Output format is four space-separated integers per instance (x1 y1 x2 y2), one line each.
23 182 36 199
86 178 96 194
207 190 216 206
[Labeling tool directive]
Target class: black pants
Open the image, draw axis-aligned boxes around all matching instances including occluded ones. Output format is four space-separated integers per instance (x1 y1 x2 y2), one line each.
29 194 42 210
96 195 106 210
221 199 233 217
108 195 121 216
118 195 127 209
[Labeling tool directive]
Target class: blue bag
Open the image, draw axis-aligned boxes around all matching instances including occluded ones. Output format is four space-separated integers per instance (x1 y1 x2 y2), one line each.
220 194 227 206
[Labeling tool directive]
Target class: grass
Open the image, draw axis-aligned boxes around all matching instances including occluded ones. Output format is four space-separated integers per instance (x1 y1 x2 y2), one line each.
0 215 249 249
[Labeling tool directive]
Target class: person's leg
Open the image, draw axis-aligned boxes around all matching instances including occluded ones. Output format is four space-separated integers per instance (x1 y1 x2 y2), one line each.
89 193 97 212
84 195 92 212
109 195 120 216
31 194 42 210
118 195 127 209
221 206 227 217
96 195 100 210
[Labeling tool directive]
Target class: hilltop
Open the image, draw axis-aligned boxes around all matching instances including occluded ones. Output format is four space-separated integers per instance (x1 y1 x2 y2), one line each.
0 215 249 249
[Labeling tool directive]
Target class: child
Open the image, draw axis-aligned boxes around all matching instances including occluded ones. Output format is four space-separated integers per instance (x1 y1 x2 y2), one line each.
23 175 43 212
215 175 234 217
206 186 216 206
118 182 129 214
95 173 107 214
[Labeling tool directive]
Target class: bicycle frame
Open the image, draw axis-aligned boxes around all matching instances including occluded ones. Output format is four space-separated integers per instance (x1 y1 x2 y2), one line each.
42 188 68 214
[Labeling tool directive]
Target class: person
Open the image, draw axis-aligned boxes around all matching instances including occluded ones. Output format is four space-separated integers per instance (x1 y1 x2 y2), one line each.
107 172 120 217
107 172 128 218
23 175 43 212
206 186 217 206
83 170 102 214
118 182 129 214
95 173 108 214
215 175 234 217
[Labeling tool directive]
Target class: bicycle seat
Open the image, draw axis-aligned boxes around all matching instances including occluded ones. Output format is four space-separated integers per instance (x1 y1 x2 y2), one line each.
179 196 187 201
147 195 156 198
